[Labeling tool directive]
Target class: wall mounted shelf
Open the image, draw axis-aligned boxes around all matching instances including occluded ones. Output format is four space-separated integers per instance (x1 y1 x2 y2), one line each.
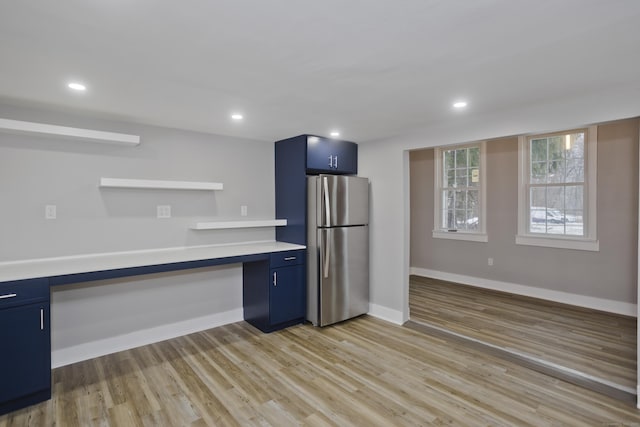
0 118 140 146
192 219 287 230
99 178 223 191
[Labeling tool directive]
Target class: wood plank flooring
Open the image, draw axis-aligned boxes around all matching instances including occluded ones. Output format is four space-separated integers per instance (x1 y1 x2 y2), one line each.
2 316 640 426
409 275 637 391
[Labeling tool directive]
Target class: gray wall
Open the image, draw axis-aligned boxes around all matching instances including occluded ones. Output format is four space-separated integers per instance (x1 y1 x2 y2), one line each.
0 101 275 365
0 102 275 260
410 118 639 303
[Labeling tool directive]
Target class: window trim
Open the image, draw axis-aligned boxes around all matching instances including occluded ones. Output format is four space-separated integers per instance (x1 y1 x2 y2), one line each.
433 141 488 243
516 126 598 251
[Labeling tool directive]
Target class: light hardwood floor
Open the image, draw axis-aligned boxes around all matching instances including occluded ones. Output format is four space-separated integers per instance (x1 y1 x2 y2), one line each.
409 275 637 391
2 316 640 426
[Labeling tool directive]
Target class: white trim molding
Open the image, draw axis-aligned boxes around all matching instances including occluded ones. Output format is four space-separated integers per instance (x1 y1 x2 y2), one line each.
516 126 598 251
52 308 243 368
433 141 487 241
410 267 636 317
368 303 406 325
432 230 488 242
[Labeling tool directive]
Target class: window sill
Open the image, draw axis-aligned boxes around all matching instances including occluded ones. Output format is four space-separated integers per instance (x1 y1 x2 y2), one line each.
432 230 488 242
515 234 599 251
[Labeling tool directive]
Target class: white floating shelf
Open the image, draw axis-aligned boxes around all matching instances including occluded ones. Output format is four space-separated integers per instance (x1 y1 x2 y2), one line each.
0 118 140 146
100 178 223 191
192 219 287 230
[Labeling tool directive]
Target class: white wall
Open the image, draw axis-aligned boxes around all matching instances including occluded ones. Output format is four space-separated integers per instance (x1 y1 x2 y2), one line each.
0 101 275 365
359 85 640 323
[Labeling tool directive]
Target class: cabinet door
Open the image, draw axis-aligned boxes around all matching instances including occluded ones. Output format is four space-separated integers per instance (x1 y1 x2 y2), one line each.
0 304 50 403
306 136 357 175
269 265 305 325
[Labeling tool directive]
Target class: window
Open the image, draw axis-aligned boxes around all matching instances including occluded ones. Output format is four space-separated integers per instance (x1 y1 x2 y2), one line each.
433 142 487 242
517 126 598 251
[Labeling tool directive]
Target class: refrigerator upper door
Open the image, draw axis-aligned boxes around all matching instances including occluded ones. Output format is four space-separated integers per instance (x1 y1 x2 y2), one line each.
317 175 369 227
318 225 369 326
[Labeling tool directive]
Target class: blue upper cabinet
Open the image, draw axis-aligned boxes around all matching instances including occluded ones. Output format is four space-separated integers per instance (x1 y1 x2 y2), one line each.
274 134 357 177
305 135 357 175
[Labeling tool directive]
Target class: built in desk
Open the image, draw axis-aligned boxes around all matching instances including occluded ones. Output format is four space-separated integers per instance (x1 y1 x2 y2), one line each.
0 240 305 415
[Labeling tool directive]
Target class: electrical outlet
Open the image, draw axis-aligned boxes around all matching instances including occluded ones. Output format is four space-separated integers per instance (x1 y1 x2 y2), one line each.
241 205 248 217
157 205 171 219
45 205 57 220
488 258 494 266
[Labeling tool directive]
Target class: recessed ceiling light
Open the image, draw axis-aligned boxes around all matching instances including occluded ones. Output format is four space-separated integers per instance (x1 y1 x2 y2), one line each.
453 101 468 109
330 131 340 137
68 82 86 91
231 113 243 120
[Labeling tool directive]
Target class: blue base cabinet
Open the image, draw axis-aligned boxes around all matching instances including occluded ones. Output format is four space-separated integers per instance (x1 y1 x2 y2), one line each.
0 278 51 415
243 250 305 333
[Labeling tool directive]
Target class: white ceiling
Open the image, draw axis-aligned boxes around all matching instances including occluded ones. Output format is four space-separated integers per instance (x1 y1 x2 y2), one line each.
1 0 639 142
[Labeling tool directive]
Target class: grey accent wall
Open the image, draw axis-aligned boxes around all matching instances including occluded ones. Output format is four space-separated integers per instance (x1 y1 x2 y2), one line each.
0 102 274 260
410 118 639 303
0 101 275 363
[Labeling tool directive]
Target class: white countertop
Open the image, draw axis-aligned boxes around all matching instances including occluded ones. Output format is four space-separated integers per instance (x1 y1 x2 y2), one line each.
0 241 305 283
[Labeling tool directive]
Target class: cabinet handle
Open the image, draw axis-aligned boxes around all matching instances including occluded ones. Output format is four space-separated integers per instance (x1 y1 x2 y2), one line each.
0 293 17 300
40 308 44 331
284 256 296 261
333 155 338 169
273 271 277 287
328 155 333 168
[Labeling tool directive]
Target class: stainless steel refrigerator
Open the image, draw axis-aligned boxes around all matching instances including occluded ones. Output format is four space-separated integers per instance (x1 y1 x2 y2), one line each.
307 174 369 327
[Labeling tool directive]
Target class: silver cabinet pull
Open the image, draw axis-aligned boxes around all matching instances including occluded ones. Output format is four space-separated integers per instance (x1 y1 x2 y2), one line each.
328 155 333 168
333 155 338 169
40 308 44 330
273 272 277 287
0 293 17 300
284 256 296 261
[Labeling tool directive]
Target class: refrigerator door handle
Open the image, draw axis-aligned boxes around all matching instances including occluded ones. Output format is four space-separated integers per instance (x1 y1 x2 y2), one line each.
323 176 331 227
323 230 330 278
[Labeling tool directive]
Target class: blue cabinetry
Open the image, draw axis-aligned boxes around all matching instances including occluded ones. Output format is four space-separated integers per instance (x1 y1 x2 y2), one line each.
306 135 357 175
243 250 305 333
275 134 359 245
0 278 51 415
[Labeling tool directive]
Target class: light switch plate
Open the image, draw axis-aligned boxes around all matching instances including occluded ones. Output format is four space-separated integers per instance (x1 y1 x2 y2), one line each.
241 205 248 217
45 205 57 220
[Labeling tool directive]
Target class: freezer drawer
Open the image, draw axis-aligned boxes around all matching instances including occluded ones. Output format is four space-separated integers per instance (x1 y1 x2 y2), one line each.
315 225 369 326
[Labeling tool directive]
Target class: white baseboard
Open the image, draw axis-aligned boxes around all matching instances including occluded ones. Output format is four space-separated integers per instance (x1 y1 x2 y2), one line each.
368 303 406 325
52 308 243 368
410 267 637 317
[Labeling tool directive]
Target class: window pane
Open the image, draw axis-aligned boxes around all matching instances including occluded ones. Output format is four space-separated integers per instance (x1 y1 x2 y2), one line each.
468 147 480 167
566 132 585 160
531 161 547 183
444 209 454 229
565 186 584 236
456 169 467 187
466 210 479 230
455 149 467 168
565 159 584 183
455 191 466 210
447 170 456 187
455 210 466 229
531 139 547 162
549 136 563 161
444 151 455 173
467 190 479 210
547 160 565 183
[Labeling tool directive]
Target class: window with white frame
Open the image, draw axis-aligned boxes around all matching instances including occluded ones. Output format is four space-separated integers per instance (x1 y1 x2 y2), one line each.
517 126 598 251
433 142 487 242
